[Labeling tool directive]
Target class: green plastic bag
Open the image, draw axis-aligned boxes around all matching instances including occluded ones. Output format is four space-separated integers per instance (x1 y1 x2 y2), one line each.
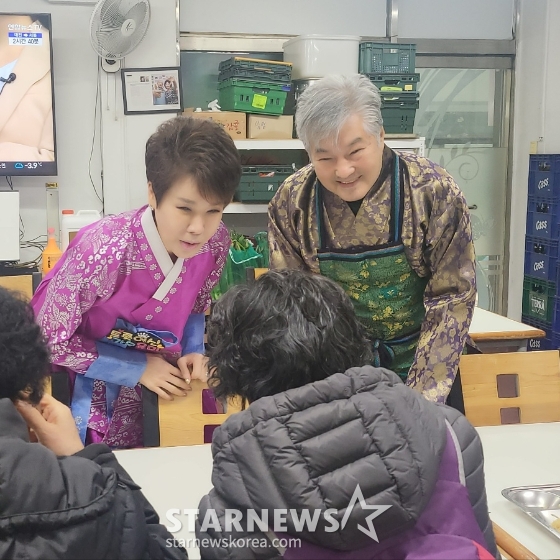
211 231 263 299
254 231 269 268
229 244 262 284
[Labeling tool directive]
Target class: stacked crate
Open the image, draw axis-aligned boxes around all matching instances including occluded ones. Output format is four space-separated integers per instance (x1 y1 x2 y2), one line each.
217 57 295 203
358 43 419 134
217 57 292 117
522 154 560 350
234 165 295 203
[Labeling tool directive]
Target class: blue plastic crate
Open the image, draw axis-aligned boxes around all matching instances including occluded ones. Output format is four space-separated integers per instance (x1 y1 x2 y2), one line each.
528 154 560 200
522 315 553 350
526 196 560 241
524 236 560 281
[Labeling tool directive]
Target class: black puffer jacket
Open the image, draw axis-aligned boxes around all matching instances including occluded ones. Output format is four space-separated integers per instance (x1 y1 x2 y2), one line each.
196 366 498 559
0 398 187 560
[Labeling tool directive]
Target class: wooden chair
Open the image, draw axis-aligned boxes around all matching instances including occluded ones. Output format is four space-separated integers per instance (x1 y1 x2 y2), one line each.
0 272 42 301
0 272 70 404
459 350 560 426
245 267 269 283
492 522 538 560
142 380 242 447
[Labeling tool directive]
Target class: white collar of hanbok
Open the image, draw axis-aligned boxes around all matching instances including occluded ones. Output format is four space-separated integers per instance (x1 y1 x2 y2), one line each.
141 206 185 301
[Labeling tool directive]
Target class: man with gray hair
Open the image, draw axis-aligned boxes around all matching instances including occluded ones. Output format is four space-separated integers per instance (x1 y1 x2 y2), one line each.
268 74 476 404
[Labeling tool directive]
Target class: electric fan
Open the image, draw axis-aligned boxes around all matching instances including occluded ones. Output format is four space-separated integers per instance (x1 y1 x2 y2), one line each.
89 0 150 72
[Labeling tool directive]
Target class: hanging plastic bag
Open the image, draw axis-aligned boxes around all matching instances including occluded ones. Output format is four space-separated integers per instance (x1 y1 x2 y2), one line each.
228 232 263 285
254 231 269 268
211 232 262 299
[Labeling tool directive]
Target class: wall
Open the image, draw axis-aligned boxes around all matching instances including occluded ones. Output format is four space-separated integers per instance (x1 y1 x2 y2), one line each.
398 0 515 40
507 0 553 319
1 0 178 260
180 0 387 37
180 0 515 39
100 0 179 213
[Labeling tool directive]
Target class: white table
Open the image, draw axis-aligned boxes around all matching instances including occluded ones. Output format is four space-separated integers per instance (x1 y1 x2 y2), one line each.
477 423 560 559
117 423 560 559
469 308 545 352
116 444 213 559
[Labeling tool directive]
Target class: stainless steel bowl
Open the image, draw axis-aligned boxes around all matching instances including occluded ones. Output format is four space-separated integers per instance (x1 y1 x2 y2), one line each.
504 488 560 510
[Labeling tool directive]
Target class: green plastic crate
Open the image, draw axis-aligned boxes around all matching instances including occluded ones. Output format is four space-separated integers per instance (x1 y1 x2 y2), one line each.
359 42 416 74
382 111 417 134
522 276 557 324
218 79 290 115
236 165 294 202
219 57 292 84
367 73 420 91
381 91 419 134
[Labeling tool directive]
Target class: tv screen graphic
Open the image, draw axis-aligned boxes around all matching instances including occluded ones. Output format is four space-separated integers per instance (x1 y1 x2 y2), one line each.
0 13 57 176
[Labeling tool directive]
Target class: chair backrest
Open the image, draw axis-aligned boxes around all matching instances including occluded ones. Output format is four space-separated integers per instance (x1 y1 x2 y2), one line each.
143 380 242 447
246 267 269 283
459 350 560 426
0 274 37 301
0 273 71 402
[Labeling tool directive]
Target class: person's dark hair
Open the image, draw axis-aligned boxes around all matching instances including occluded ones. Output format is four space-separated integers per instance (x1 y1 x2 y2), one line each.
145 116 242 207
206 269 373 404
0 287 49 404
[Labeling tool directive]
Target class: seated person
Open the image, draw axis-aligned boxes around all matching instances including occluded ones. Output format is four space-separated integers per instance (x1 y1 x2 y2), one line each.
196 270 498 560
0 286 187 559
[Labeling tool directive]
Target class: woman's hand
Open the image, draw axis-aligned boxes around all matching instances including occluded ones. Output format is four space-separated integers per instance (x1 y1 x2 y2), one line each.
139 354 191 401
177 353 209 383
15 394 85 456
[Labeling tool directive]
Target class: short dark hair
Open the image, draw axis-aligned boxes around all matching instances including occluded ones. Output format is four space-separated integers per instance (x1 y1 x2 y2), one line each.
0 287 49 404
145 116 242 207
206 270 373 403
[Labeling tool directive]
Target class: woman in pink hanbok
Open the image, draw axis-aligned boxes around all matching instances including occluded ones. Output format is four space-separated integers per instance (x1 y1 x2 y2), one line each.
31 116 242 448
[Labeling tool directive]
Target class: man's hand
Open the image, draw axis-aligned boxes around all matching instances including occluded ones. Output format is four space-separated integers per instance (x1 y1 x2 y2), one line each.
15 394 85 456
139 353 191 400
177 353 209 382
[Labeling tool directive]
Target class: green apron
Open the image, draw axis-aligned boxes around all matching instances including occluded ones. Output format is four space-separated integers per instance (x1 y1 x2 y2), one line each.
316 155 428 380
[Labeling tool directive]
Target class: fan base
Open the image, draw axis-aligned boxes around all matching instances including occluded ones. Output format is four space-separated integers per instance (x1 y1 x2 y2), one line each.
101 58 121 73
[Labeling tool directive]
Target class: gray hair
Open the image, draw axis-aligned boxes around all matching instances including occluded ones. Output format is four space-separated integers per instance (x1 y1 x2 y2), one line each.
295 74 383 152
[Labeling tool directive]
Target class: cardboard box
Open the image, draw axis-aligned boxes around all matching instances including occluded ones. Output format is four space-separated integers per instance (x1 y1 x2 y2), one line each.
247 114 294 140
184 109 246 139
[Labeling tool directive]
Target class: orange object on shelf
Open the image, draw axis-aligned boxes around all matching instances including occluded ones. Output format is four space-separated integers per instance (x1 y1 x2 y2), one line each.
42 227 62 274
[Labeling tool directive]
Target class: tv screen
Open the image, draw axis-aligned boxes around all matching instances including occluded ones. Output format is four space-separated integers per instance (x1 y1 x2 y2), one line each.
0 12 56 176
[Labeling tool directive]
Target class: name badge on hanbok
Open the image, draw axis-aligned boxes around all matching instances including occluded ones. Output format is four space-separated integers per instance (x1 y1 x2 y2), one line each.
101 318 179 352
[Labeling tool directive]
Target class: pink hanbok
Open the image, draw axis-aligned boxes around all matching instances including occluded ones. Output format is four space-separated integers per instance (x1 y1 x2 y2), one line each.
31 206 229 448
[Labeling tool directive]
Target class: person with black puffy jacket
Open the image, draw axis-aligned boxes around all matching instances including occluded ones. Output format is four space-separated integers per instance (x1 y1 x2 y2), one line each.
197 269 498 560
0 286 187 559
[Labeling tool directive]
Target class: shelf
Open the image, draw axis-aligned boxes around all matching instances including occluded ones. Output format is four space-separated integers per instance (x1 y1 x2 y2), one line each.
234 137 425 156
224 203 268 214
234 139 304 150
225 136 426 215
385 137 425 157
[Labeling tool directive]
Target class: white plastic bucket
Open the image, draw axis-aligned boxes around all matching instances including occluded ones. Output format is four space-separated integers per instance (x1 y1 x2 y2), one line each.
282 35 361 80
60 209 102 251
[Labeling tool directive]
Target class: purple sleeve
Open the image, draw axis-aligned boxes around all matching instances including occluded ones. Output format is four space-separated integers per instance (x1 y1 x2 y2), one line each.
30 223 126 374
404 159 477 403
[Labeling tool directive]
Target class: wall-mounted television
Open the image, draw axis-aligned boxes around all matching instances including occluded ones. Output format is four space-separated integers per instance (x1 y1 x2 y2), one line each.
0 12 57 176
